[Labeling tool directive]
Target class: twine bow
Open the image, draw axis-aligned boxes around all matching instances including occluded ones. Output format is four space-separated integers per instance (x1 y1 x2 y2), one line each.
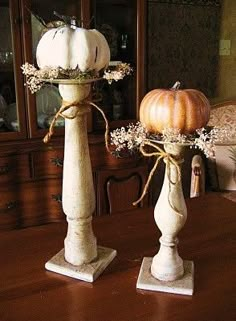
43 100 110 152
133 141 182 216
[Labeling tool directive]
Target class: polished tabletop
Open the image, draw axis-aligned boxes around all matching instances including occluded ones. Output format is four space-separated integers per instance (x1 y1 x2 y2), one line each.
0 194 235 321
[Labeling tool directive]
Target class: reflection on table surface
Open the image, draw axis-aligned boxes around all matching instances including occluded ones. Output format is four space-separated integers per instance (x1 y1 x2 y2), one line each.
0 194 235 321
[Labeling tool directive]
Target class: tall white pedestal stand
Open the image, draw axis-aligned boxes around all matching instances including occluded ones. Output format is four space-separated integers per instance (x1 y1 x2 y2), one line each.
137 143 194 295
45 80 117 282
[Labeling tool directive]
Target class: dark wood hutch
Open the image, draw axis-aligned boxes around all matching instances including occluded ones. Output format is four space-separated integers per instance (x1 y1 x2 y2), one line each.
0 0 149 230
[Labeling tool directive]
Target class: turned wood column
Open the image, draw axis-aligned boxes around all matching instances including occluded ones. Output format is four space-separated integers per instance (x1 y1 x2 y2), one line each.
151 143 187 281
59 83 97 266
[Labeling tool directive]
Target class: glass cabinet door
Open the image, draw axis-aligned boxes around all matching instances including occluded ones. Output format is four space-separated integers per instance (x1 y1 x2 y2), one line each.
0 0 27 141
20 0 145 135
91 0 145 130
21 0 82 137
91 0 137 128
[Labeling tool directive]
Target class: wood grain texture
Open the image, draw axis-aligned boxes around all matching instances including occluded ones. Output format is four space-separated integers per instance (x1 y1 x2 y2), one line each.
0 139 149 230
0 194 235 321
97 164 148 215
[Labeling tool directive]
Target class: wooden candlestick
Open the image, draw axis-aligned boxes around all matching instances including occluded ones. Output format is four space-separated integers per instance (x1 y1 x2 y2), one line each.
45 80 117 282
151 143 187 281
137 143 194 295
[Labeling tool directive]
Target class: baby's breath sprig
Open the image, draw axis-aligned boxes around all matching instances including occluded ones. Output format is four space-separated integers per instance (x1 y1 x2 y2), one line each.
103 63 133 84
22 62 132 93
110 122 236 159
110 122 148 157
193 126 236 158
21 63 60 93
161 128 187 144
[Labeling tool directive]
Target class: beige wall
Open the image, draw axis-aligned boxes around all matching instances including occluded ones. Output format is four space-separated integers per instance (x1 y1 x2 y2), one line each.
216 0 236 100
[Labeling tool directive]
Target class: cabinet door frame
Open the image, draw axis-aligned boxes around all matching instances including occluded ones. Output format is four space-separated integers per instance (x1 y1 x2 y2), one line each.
20 0 46 139
136 0 146 112
20 0 65 139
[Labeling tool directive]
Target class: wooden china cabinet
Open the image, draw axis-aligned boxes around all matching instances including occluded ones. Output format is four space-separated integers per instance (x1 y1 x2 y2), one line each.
0 0 148 231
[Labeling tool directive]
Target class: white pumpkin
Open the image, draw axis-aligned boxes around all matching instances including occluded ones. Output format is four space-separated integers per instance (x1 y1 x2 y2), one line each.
36 25 110 72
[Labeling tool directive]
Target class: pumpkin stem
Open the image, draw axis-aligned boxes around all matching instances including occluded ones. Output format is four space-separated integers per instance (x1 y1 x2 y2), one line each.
171 81 181 90
53 11 79 28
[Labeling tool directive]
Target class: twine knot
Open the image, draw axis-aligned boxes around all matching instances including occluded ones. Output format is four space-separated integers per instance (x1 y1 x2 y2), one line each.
132 141 182 216
43 99 182 216
43 100 110 152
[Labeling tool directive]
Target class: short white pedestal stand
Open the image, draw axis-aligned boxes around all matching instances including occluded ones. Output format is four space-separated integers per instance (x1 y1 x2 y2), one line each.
136 143 194 295
45 80 117 282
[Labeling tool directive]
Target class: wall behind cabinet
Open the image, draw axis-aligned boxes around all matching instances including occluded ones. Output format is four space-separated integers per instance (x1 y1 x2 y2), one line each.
147 0 221 98
217 0 236 100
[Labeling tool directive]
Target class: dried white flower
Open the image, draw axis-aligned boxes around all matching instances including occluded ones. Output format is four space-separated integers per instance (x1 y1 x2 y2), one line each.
162 128 187 144
21 63 60 93
22 62 132 93
110 122 148 156
110 122 236 158
193 126 236 158
103 63 132 84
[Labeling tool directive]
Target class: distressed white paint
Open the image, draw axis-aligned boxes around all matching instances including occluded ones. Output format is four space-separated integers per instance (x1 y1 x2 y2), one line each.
59 83 97 265
45 82 116 281
151 144 188 281
46 247 117 282
137 257 194 296
136 143 194 294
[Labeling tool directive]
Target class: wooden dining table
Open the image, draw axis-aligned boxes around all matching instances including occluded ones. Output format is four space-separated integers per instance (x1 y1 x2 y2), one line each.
0 193 235 321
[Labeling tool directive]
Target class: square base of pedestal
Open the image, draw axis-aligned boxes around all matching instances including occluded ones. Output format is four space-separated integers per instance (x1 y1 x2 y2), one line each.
45 246 117 283
136 257 194 296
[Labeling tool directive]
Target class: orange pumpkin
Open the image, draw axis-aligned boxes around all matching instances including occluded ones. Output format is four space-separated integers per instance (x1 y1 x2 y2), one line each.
139 82 210 134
